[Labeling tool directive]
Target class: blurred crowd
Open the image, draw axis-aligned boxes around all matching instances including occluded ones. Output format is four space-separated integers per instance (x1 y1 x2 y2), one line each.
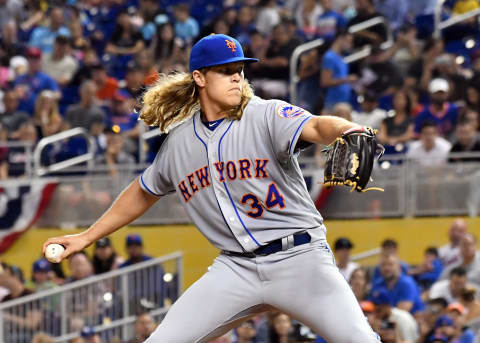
0 233 168 343
0 0 479 178
3 219 480 343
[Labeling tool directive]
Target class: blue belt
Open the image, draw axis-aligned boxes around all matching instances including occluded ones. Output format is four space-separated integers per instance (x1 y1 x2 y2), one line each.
223 232 311 258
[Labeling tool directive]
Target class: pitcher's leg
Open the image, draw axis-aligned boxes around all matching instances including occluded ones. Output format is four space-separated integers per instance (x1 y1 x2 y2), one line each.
145 255 262 343
264 245 380 343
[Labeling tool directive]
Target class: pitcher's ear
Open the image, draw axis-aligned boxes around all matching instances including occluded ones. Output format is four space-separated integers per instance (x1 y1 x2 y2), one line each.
192 70 206 88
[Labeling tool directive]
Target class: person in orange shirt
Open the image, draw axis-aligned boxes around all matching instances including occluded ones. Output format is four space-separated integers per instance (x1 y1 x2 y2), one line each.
91 63 118 101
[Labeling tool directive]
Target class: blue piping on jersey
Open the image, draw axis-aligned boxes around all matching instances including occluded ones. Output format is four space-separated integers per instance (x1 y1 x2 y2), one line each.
288 116 313 155
140 173 161 197
218 121 261 247
193 116 242 248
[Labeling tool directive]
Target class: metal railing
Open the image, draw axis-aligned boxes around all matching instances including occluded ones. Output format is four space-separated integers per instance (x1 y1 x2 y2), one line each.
33 128 95 177
4 151 480 224
289 16 392 104
0 252 183 343
434 0 480 37
0 141 34 178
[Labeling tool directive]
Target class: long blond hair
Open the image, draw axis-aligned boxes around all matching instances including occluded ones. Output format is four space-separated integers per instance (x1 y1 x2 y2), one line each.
140 70 254 132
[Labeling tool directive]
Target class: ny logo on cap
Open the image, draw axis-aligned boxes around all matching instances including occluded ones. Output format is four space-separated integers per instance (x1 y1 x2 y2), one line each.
225 39 236 52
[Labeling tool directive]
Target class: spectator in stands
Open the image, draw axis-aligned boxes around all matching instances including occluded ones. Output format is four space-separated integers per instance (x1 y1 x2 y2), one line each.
430 267 473 304
348 0 387 48
439 219 468 268
449 119 480 162
65 251 93 283
127 312 157 343
149 22 187 74
231 6 255 46
359 46 404 96
119 234 152 267
4 121 37 177
14 47 59 115
349 267 370 301
331 102 353 120
29 7 70 54
105 10 145 79
106 90 139 139
173 3 199 43
92 237 124 275
460 285 480 322
0 19 25 66
255 0 281 36
0 0 23 29
409 247 443 292
269 312 292 343
32 333 55 343
414 79 460 137
123 63 145 100
386 24 420 76
373 0 409 32
416 298 449 343
135 50 160 86
320 29 356 111
92 63 118 103
441 233 480 287
372 239 409 282
406 121 452 167
249 23 299 98
41 35 78 87
316 0 347 41
333 237 359 281
294 0 324 40
233 319 256 343
65 80 106 130
32 90 63 140
405 38 444 91
464 85 480 113
351 92 387 129
446 303 476 342
369 254 424 314
98 130 136 176
25 258 57 292
79 326 103 343
377 89 414 147
1 89 30 138
370 287 419 343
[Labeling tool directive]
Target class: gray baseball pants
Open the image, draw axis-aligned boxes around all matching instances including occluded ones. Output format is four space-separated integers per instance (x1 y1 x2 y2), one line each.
144 239 380 343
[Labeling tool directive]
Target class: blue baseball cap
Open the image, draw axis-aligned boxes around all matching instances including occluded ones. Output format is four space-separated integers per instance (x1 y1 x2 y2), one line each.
126 233 143 246
370 288 391 306
434 315 454 328
33 258 51 273
189 34 258 72
427 334 448 343
80 326 95 338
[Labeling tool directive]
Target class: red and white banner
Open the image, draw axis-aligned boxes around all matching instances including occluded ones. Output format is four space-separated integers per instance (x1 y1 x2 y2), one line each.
0 180 57 253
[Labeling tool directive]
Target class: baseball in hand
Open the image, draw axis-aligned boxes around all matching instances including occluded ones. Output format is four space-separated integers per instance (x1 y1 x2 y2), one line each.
45 244 65 263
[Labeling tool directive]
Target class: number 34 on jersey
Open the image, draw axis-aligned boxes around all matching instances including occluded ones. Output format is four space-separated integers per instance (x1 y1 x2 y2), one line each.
177 157 286 218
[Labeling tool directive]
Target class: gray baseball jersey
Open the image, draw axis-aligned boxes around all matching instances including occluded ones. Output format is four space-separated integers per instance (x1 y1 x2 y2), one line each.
140 96 326 252
140 96 380 343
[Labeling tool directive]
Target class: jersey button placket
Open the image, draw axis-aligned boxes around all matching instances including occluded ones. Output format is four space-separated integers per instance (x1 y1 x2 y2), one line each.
207 139 256 252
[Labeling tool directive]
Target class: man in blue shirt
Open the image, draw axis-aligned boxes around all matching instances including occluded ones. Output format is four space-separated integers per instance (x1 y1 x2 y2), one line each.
13 47 59 115
369 254 425 314
119 234 164 315
28 7 70 54
316 0 347 41
321 29 357 112
415 78 459 138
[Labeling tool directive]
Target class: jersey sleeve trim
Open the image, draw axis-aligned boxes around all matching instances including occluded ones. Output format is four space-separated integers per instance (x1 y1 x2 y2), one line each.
139 174 162 197
288 115 314 155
